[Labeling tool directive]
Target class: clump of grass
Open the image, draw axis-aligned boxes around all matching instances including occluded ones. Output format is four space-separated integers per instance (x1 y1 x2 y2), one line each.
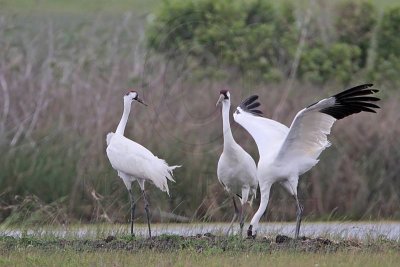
2 195 69 227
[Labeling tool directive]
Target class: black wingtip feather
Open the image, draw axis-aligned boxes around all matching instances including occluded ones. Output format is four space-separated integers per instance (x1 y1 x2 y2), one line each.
239 95 264 116
319 84 380 120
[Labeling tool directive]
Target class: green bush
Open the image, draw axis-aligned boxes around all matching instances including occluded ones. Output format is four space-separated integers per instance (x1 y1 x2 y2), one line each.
147 0 242 56
335 1 377 68
147 0 395 85
299 43 361 85
377 6 400 59
147 0 298 82
374 6 400 88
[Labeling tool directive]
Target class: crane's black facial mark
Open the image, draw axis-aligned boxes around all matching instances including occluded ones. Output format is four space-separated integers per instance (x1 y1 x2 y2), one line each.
125 90 147 106
220 89 229 99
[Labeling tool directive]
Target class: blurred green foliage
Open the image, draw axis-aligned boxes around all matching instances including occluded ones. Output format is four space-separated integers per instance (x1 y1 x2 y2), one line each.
147 0 400 87
299 43 361 85
335 1 378 68
373 7 400 88
147 0 297 82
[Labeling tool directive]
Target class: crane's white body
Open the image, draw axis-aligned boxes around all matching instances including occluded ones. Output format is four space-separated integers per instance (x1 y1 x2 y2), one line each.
233 85 380 237
106 132 177 194
217 97 257 205
234 106 334 233
106 94 178 194
216 92 258 234
105 92 179 236
234 104 335 180
217 148 257 203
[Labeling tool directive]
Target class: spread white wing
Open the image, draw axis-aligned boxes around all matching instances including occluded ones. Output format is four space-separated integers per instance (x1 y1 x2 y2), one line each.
233 96 289 163
275 84 380 175
234 84 380 174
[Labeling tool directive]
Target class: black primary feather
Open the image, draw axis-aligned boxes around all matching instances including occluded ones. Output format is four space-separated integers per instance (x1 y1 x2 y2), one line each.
239 95 263 116
318 84 380 120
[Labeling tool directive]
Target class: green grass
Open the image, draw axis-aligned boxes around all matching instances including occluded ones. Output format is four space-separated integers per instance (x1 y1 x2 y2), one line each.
1 250 399 267
0 0 399 14
0 0 161 14
1 224 399 266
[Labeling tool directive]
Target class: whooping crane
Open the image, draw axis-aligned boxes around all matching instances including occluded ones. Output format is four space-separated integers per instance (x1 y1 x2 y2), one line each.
233 84 380 238
106 90 180 237
216 90 258 235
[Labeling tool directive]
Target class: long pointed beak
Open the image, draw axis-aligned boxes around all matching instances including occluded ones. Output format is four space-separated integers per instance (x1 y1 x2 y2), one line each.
216 94 224 106
136 97 148 106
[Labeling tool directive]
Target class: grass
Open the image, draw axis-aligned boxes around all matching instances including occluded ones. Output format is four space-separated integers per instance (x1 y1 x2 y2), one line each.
0 232 399 267
0 0 161 14
1 250 399 267
1 223 399 266
0 0 399 15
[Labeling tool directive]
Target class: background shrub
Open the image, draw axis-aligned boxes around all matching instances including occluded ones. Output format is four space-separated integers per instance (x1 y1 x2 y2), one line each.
374 7 400 88
147 0 400 87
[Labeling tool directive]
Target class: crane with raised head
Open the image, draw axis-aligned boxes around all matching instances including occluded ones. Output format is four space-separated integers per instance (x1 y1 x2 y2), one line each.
216 89 258 235
106 90 180 237
233 84 380 238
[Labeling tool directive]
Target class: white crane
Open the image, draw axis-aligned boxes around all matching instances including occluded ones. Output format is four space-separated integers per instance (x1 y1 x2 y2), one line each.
233 84 380 238
216 90 258 235
106 91 180 237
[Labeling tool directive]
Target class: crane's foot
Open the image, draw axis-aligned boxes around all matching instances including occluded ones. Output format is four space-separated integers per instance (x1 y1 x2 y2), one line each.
247 225 256 239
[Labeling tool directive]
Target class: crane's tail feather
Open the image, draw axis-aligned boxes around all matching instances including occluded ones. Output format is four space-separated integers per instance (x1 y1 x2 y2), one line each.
154 163 181 196
166 165 181 183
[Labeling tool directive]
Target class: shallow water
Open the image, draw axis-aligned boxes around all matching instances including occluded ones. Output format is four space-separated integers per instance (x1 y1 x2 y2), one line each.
1 222 400 240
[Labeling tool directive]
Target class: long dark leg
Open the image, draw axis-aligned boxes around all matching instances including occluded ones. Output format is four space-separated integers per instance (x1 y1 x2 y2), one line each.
294 194 304 239
239 203 245 236
226 197 239 235
142 190 151 238
129 189 136 236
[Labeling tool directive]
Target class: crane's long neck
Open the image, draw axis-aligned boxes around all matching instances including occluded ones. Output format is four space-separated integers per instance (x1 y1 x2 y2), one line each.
115 99 132 135
221 101 235 149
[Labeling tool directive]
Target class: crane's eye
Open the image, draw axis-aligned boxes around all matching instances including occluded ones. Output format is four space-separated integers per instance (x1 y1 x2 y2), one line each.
235 109 240 114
